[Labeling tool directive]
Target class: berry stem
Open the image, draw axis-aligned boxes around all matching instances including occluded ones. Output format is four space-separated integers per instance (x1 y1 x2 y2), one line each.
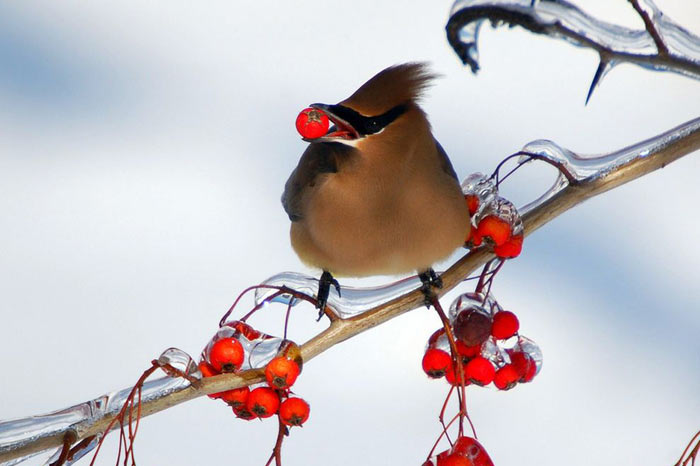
676 430 700 466
489 151 578 187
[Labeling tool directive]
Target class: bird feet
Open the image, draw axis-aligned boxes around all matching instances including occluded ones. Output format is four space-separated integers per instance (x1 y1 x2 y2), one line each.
316 271 341 320
418 268 443 307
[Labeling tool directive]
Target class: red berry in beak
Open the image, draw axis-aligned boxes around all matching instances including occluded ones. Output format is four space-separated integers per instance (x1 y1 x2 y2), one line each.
296 107 329 139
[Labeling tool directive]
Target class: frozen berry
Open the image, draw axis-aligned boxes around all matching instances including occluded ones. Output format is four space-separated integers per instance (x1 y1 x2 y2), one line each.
295 107 329 139
220 386 250 408
232 405 255 421
198 361 224 399
476 215 511 247
453 308 492 347
494 234 523 259
208 338 245 373
466 226 482 247
279 397 310 427
465 356 495 386
437 453 470 466
465 194 479 216
509 351 536 382
493 364 520 390
455 341 482 364
265 356 300 389
422 348 452 379
452 436 494 466
246 387 280 418
491 311 519 340
445 363 471 387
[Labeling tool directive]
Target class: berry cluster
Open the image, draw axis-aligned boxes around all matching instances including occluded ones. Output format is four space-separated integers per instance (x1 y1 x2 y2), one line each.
462 173 524 259
426 436 494 466
198 320 310 427
422 292 541 391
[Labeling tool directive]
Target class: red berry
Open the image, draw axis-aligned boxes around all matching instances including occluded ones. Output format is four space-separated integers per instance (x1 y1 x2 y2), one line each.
494 234 523 258
198 360 219 378
466 225 482 247
476 215 511 246
220 386 250 407
295 107 329 139
246 387 280 418
232 405 255 421
422 348 452 379
509 351 536 382
279 397 310 427
465 194 479 216
427 328 446 346
465 356 495 386
493 364 520 390
198 361 224 399
452 436 494 466
455 341 482 363
208 338 245 373
445 363 470 387
491 311 519 340
265 357 301 389
437 453 470 466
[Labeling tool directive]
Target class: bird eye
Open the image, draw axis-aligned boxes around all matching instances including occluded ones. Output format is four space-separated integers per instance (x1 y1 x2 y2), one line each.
366 119 379 133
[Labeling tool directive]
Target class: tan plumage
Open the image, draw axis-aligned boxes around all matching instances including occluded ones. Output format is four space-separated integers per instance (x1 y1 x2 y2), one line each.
283 63 470 278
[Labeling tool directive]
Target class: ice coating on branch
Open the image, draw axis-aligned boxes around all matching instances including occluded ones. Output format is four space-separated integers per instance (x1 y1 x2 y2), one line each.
449 292 502 320
254 272 426 318
0 349 196 465
446 0 700 98
202 321 283 371
41 436 101 466
519 117 700 213
159 347 201 379
461 172 497 219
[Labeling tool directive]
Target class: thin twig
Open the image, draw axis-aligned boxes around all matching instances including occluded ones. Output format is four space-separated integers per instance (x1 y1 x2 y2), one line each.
627 0 668 56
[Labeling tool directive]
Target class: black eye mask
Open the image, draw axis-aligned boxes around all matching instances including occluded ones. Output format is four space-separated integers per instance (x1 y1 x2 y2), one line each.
323 103 407 136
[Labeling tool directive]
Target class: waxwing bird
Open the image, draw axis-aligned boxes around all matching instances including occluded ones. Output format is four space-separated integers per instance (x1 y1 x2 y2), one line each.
282 63 470 312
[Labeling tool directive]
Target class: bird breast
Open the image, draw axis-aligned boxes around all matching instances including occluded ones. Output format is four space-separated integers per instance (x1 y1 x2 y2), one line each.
290 139 469 277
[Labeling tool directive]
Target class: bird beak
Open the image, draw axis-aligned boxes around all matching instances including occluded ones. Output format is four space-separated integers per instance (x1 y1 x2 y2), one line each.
308 103 360 142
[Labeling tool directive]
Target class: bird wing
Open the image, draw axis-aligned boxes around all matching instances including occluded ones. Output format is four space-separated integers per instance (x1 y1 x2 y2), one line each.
282 142 355 221
435 139 460 181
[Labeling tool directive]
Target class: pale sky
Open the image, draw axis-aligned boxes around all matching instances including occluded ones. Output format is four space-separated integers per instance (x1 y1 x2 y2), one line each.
0 1 699 465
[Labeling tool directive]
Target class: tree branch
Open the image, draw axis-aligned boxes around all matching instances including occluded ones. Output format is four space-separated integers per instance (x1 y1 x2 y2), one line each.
1 117 699 464
445 0 700 102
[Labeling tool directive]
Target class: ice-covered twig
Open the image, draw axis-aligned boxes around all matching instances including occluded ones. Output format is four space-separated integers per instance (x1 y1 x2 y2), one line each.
445 0 700 102
1 117 699 465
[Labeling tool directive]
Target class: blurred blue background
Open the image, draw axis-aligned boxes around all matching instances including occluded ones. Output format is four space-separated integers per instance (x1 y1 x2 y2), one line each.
0 1 698 465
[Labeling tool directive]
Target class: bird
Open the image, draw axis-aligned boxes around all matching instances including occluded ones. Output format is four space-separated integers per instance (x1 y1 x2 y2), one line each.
282 63 470 312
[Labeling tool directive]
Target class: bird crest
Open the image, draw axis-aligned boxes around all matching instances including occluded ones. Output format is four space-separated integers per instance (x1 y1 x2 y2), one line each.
341 63 437 116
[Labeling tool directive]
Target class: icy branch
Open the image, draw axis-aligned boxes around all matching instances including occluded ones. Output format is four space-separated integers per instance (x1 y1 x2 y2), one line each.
445 0 700 102
1 117 699 465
